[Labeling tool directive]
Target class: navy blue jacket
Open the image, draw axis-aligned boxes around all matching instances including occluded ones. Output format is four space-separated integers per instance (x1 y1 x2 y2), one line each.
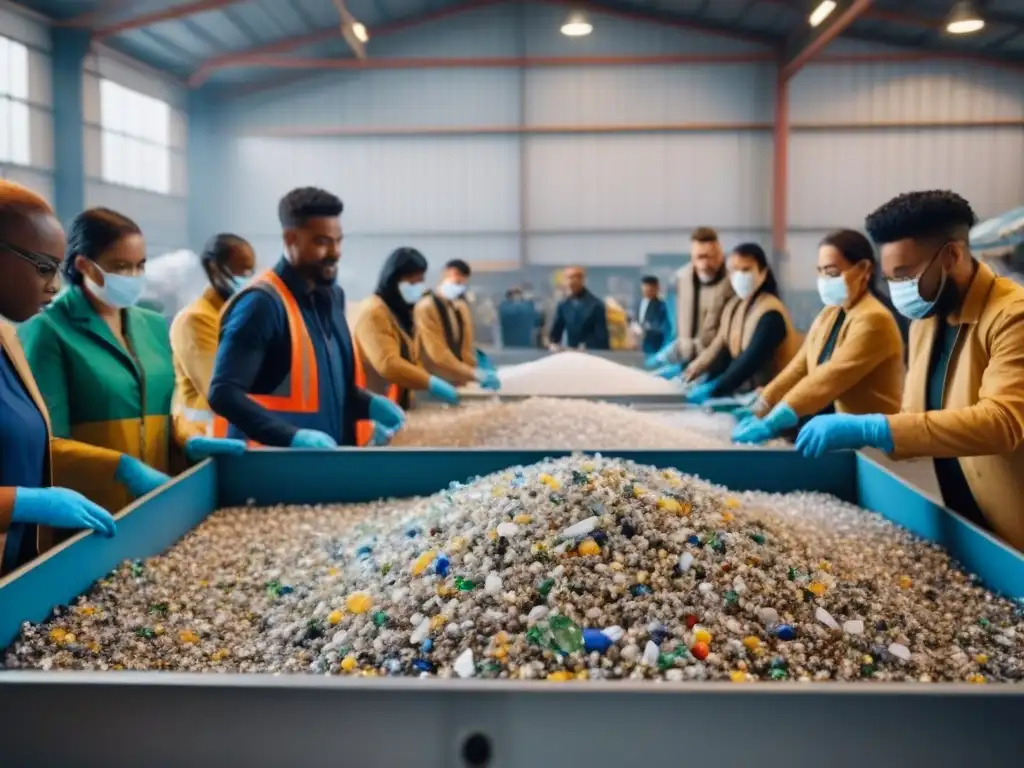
208 257 371 447
639 297 669 354
499 299 541 348
549 289 609 350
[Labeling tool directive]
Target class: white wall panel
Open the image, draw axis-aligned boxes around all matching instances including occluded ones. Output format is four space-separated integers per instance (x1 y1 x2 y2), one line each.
0 164 52 200
0 1 48 50
527 228 770 266
86 181 188 252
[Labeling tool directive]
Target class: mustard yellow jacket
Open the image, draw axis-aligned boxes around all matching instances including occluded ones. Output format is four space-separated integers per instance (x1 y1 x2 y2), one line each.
0 321 123 558
761 292 904 418
414 293 476 385
354 295 432 401
170 287 225 440
887 262 1024 552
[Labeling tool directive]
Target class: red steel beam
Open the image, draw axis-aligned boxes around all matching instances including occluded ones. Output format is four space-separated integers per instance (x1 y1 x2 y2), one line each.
93 0 247 41
781 0 875 81
771 69 789 260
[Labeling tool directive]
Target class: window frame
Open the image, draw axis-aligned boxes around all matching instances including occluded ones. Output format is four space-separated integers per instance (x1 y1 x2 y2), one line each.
98 78 173 195
0 33 31 167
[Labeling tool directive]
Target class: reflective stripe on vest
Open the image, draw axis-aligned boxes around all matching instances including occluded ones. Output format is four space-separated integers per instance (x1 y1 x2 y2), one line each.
211 270 320 444
352 340 400 448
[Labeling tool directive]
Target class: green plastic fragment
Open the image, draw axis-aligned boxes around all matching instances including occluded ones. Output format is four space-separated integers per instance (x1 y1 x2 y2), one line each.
749 532 766 545
770 668 787 680
571 471 589 486
861 664 876 677
538 578 555 598
129 561 145 577
978 618 991 628
724 590 739 605
527 623 554 648
135 627 155 639
148 603 169 616
658 649 685 670
265 580 283 598
454 576 477 592
372 611 389 627
548 615 584 654
787 567 798 581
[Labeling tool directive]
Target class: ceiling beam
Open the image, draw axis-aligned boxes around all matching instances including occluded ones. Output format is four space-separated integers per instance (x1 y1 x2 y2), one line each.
93 0 248 41
781 0 875 81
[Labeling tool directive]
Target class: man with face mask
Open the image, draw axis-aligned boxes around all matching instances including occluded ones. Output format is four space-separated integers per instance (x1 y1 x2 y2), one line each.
209 188 405 448
797 190 1024 552
646 227 734 375
414 259 498 389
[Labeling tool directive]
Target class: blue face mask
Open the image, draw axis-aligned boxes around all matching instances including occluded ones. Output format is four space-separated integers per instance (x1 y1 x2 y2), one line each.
398 281 427 305
230 275 250 293
729 270 757 300
437 280 467 301
84 265 145 309
886 247 947 320
817 275 848 307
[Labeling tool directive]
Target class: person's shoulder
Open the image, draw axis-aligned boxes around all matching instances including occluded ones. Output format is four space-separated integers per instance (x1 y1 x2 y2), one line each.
17 299 64 342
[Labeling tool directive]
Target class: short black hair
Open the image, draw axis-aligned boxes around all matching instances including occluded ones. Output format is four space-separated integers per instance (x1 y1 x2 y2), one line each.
865 190 977 246
64 207 142 286
445 258 471 277
278 187 344 228
641 275 659 287
201 233 249 267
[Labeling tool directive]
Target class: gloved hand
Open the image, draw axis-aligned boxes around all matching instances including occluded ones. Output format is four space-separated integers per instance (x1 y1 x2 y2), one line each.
652 363 683 380
795 413 893 458
369 394 406 429
732 403 798 444
644 343 676 370
184 436 247 462
476 349 495 372
12 487 116 537
475 369 501 391
427 375 459 405
685 378 719 405
290 429 338 449
368 422 396 447
115 455 171 498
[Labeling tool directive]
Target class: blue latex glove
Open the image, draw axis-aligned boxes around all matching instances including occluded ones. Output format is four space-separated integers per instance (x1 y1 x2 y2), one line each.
653 363 683 380
476 349 495 372
12 487 116 537
476 369 501 391
290 429 338 449
368 423 396 447
732 404 798 444
795 413 893 458
685 378 719 405
644 342 676 370
427 375 459 405
184 436 247 462
369 394 406 429
115 455 171 498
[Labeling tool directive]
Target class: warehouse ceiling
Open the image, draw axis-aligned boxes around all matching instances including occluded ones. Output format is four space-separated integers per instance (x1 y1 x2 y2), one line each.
13 0 1024 89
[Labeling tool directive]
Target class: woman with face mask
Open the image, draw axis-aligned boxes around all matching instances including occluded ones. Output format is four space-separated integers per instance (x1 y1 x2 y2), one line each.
353 248 456 445
731 230 905 444
17 208 245 515
682 243 800 404
169 234 256 440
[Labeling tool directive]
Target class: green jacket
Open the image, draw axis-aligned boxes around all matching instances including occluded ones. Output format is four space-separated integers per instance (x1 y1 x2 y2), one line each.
18 287 177 512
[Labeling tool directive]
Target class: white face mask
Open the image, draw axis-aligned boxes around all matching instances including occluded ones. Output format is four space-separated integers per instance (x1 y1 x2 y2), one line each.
437 280 467 301
729 270 758 300
84 264 145 309
817 275 848 307
398 281 427 305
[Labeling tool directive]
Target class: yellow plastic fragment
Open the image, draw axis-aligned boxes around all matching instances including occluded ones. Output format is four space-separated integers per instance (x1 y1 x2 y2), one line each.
693 628 712 645
179 630 200 644
449 537 465 552
346 592 373 614
575 670 589 680
975 654 989 665
610 561 623 571
636 571 649 584
154 625 166 637
721 511 734 523
341 655 358 673
730 670 748 683
514 514 533 525
411 550 437 576
632 485 648 498
77 605 96 616
657 497 682 514
327 567 340 576
725 498 741 509
211 648 229 661
743 636 761 652
328 610 344 626
48 628 67 644
547 670 573 682
898 575 913 589
430 615 448 630
493 647 508 660
539 473 561 491
967 674 986 684
578 539 601 557
807 581 828 597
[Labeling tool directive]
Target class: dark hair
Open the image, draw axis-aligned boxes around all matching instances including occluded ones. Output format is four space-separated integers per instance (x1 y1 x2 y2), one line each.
731 242 779 296
641 275 659 287
201 233 248 268
445 259 471 277
63 207 141 285
377 247 429 335
691 226 719 243
819 228 884 296
865 190 977 246
278 187 344 228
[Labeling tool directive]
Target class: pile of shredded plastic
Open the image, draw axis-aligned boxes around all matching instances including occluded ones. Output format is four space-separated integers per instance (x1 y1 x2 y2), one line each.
7 456 1021 683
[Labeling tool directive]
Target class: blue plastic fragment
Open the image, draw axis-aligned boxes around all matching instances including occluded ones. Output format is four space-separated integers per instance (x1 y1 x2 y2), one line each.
413 658 435 672
687 534 701 547
385 658 402 674
583 628 613 653
630 584 653 597
774 624 796 641
649 624 670 645
421 638 434 653
355 545 373 559
404 526 421 538
278 585 294 595
433 554 451 577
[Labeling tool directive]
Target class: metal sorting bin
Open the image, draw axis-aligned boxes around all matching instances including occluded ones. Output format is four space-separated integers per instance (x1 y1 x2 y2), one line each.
1 449 1023 766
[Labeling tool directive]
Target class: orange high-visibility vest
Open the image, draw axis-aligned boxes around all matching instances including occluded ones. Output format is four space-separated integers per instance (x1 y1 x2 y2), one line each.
352 342 400 447
211 270 319 446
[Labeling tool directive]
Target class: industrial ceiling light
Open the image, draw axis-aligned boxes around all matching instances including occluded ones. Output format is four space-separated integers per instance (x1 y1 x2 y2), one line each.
946 1 985 34
561 11 593 37
334 0 368 58
808 1 837 28
351 22 369 44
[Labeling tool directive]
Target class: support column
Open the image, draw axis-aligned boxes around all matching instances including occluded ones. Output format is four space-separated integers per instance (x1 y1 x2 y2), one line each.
186 87 217 251
771 68 789 271
50 28 90 225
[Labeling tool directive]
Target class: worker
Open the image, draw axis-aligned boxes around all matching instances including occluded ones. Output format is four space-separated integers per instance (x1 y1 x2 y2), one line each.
169 233 256 438
499 288 540 348
647 226 734 375
548 266 609 351
355 248 483 443
797 190 1024 552
18 207 244 515
414 259 496 389
732 229 905 444
636 275 670 354
683 242 800 403
209 187 405 448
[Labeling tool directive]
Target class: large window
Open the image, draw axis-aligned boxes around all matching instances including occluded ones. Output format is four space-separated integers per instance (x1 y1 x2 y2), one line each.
99 78 172 194
0 35 30 166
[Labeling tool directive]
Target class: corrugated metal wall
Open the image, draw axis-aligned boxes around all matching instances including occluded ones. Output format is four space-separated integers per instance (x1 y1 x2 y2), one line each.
0 1 53 201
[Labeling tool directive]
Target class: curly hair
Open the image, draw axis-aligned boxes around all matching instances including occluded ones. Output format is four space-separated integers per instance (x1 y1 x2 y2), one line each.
865 190 977 246
278 187 343 228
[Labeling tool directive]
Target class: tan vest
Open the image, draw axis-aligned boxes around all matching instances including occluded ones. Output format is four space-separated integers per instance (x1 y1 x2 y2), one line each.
720 292 801 388
674 263 734 360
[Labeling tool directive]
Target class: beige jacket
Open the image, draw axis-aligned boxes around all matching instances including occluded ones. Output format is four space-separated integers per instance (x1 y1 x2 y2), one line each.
674 264 734 361
414 293 476 385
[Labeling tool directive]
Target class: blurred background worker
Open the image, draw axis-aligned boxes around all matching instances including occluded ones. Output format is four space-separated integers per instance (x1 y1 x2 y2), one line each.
209 187 405 449
733 229 905 444
635 275 669 355
798 190 1024 552
647 226 734 375
683 242 800 403
355 248 465 443
548 265 609 351
0 181 121 575
498 287 541 348
19 208 242 515
169 233 255 439
414 259 497 390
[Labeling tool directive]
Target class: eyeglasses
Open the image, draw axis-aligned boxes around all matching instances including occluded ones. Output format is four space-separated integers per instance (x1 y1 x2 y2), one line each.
1 242 62 281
